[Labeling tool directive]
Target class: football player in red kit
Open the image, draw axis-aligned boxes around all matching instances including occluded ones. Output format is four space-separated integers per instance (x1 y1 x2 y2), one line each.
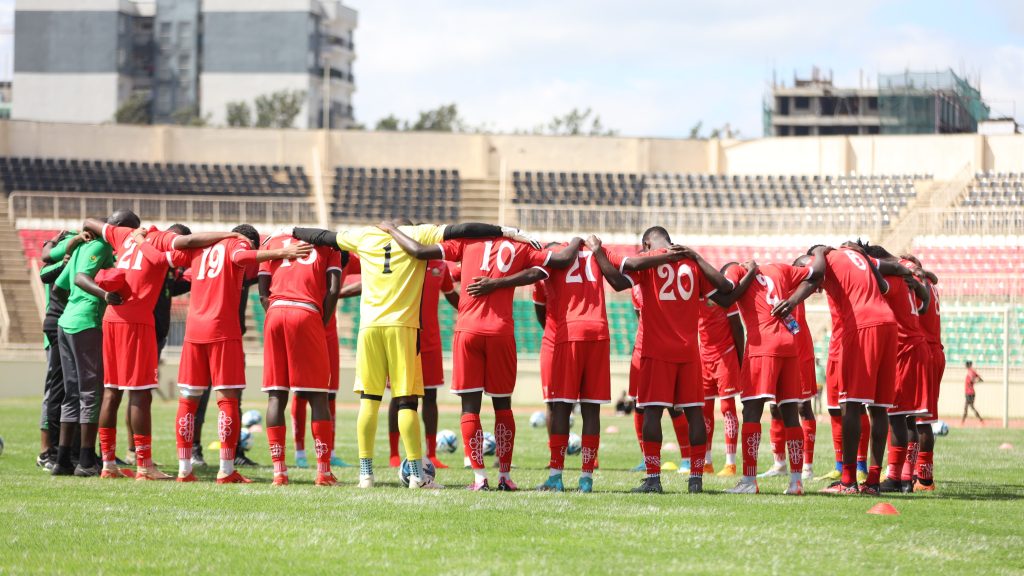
697 295 744 476
592 227 742 494
257 231 342 486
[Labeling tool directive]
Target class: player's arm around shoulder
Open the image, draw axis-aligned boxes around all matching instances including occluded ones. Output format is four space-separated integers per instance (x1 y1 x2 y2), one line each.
378 221 443 260
711 261 757 308
585 235 631 292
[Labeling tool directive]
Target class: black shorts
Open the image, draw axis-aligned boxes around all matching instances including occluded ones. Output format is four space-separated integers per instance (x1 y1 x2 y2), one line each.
965 394 976 404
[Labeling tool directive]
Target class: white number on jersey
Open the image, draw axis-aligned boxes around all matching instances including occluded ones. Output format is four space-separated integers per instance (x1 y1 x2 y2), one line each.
843 250 868 271
196 244 226 280
756 273 780 306
278 238 317 267
656 263 695 301
565 250 596 284
116 238 144 271
480 240 514 273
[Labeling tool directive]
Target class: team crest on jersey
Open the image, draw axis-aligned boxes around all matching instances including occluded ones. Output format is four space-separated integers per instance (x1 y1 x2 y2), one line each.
431 266 441 276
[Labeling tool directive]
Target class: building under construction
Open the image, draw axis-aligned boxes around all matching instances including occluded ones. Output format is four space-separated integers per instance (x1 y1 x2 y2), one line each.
765 68 990 137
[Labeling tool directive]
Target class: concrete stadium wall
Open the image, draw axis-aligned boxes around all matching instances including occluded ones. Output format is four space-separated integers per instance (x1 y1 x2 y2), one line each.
1 120 1023 179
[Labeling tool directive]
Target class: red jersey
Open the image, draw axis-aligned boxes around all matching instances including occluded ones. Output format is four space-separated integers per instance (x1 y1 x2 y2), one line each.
438 238 550 336
698 299 740 361
540 247 610 343
793 302 815 361
725 263 810 357
965 368 978 395
612 248 718 363
879 271 926 350
169 237 254 343
101 224 178 326
532 279 558 345
258 234 341 310
818 248 896 356
918 280 942 347
631 283 644 353
328 253 361 337
421 260 454 352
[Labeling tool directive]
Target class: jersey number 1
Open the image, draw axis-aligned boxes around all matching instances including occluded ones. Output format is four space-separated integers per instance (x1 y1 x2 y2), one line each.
382 243 393 274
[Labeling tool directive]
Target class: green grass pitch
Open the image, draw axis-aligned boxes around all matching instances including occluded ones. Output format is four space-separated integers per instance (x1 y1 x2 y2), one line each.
1 398 1022 575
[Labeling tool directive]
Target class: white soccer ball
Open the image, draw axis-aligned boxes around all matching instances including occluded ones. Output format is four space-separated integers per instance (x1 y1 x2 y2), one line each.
566 433 582 456
483 432 496 456
436 429 458 454
529 411 546 428
932 420 949 436
398 458 436 487
238 429 254 451
242 409 262 428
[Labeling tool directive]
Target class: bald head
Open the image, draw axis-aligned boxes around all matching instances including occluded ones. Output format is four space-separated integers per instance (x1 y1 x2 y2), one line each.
108 209 140 229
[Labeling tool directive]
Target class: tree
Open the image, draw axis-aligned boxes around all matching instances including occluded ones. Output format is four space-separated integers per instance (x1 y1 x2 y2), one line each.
226 101 252 127
543 108 618 136
375 114 402 131
114 93 152 125
254 89 306 128
409 103 464 132
171 106 211 127
688 121 703 139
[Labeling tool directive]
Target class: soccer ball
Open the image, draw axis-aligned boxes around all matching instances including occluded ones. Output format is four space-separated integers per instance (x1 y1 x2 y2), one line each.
483 432 496 456
238 429 254 451
398 458 437 487
436 429 458 453
529 411 546 428
932 420 949 436
242 409 262 428
566 433 582 456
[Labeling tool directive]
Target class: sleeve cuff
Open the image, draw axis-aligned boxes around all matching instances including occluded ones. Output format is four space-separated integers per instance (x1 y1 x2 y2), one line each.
542 251 552 267
531 266 550 279
435 244 446 261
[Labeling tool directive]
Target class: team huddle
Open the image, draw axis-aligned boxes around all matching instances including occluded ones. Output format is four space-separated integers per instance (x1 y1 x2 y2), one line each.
33 208 945 494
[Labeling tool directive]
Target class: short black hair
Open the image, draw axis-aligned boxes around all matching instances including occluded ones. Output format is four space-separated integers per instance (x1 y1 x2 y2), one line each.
864 244 893 259
720 261 739 274
641 226 670 246
167 223 192 236
793 254 812 267
232 224 260 247
966 360 973 367
108 209 140 229
806 244 827 255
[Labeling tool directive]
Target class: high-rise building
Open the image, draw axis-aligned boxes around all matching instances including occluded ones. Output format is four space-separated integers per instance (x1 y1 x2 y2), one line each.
12 0 357 129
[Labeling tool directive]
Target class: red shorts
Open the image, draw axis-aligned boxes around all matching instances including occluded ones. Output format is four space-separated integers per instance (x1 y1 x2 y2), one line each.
326 328 340 392
841 324 898 407
891 343 930 415
637 356 703 409
546 340 611 404
917 344 945 422
539 338 555 399
799 356 816 400
421 347 444 389
262 305 329 393
701 351 741 399
103 322 158 390
178 339 246 392
628 347 642 399
741 355 802 404
451 332 517 397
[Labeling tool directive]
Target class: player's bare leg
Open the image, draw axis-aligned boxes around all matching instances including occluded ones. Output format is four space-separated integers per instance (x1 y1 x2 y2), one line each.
491 395 517 491
290 393 308 468
578 403 600 493
460 391 488 490
214 388 251 484
814 407 845 482
798 400 816 480
633 405 665 493
266 390 290 485
423 389 446 468
303 391 337 486
130 389 170 480
667 407 691 472
821 401 864 494
387 396 401 467
539 401 572 492
859 405 889 494
98 387 127 478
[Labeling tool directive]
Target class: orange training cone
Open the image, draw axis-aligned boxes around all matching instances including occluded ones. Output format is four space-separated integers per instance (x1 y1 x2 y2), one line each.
867 502 900 516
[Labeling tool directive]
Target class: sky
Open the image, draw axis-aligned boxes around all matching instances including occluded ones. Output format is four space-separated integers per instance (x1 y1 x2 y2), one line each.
0 0 1021 138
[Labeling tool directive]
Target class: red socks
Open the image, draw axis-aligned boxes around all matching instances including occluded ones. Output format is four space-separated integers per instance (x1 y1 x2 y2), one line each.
426 434 437 459
99 427 117 464
689 443 706 477
633 410 644 450
867 465 882 486
328 397 337 454
785 426 803 474
670 412 690 459
175 397 199 461
887 445 907 481
902 441 919 482
461 414 484 470
216 397 240 462
741 422 761 477
549 434 569 471
311 420 332 474
802 418 816 465
267 425 287 475
721 397 738 457
581 434 599 474
830 413 843 462
494 409 516 474
917 451 934 480
388 431 401 459
769 417 785 461
703 399 716 448
133 434 152 469
642 440 661 476
842 462 857 485
291 396 307 451
857 412 870 464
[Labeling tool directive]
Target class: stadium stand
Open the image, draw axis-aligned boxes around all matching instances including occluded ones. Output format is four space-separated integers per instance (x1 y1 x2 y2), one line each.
332 166 460 223
962 172 1024 207
0 157 310 197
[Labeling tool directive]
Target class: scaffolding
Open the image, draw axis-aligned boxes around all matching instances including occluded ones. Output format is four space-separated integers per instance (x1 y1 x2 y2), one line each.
878 69 990 134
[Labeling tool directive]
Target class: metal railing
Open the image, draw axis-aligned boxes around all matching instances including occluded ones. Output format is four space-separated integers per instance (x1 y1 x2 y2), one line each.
8 191 319 227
